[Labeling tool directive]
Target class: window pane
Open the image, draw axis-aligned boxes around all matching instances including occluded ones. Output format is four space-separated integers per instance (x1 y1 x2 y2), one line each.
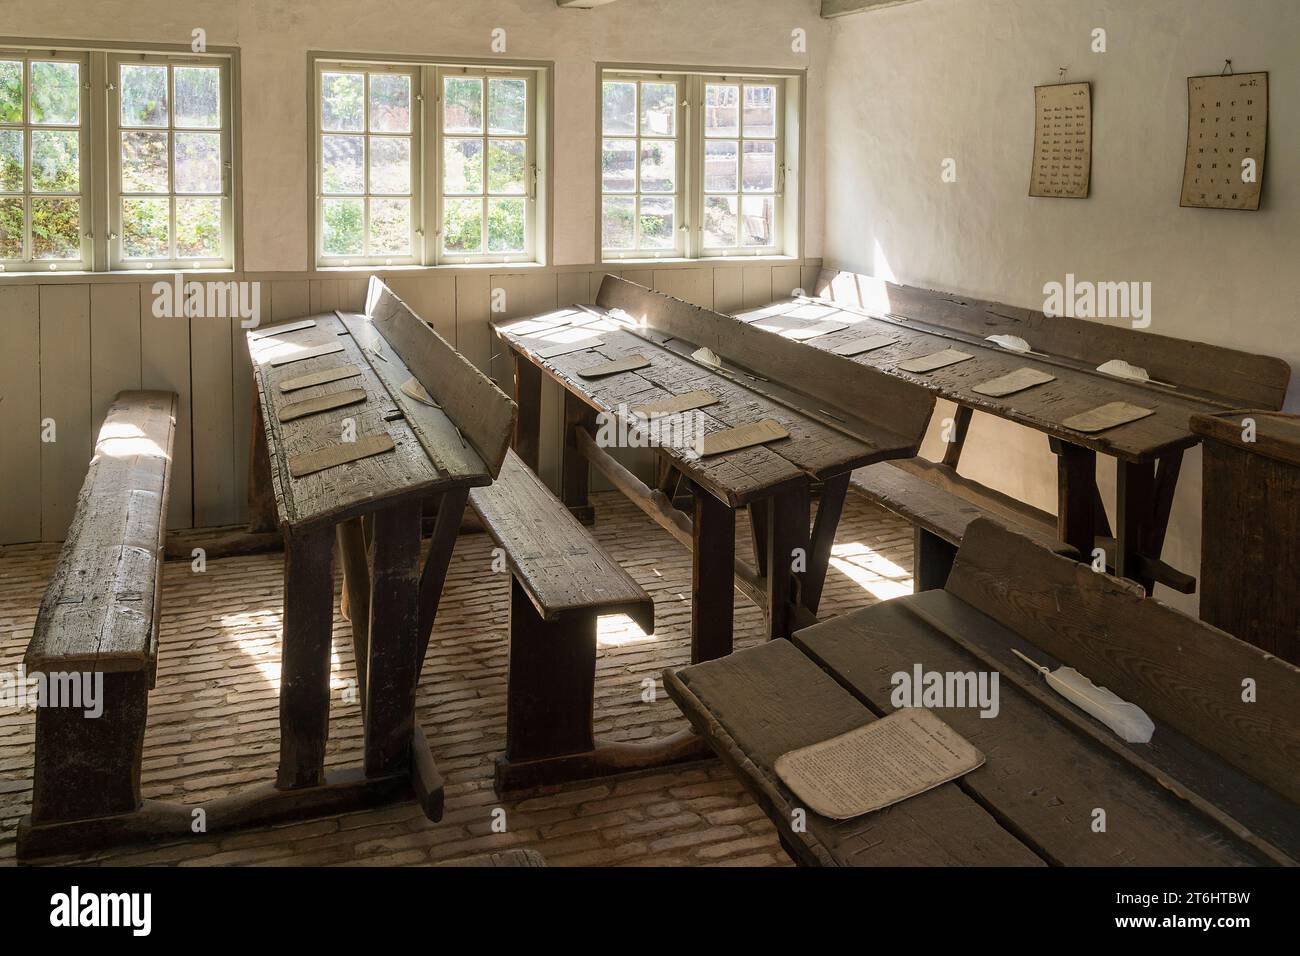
602 138 635 193
321 134 364 194
487 197 525 253
744 84 777 137
443 138 483 194
369 74 411 133
119 64 166 127
741 195 774 246
369 197 410 255
742 140 775 192
32 61 80 125
120 130 168 192
443 197 482 253
0 61 21 123
704 84 738 137
444 76 483 134
704 140 737 192
174 67 220 128
487 139 526 194
175 132 222 193
121 196 168 258
321 197 363 255
176 196 222 258
0 129 23 191
31 129 79 192
601 81 635 135
602 196 634 249
488 78 526 135
703 195 737 248
370 137 410 194
639 196 674 249
0 197 23 257
32 196 80 258
639 140 675 193
321 72 364 132
640 82 675 136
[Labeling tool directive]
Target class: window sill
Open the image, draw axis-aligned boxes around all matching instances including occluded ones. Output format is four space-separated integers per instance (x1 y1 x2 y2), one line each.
317 261 546 274
599 254 801 267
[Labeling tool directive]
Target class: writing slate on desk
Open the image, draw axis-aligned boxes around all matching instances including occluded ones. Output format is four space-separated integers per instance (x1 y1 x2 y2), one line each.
1181 71 1267 211
1029 81 1092 199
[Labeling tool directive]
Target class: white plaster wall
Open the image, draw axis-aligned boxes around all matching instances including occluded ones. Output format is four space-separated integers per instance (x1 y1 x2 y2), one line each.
823 0 1300 611
2 0 827 269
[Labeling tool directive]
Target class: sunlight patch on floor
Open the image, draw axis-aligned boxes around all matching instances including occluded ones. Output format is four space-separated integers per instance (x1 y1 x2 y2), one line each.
829 540 914 601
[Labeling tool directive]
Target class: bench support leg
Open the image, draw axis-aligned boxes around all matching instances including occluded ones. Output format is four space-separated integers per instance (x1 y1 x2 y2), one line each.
914 526 958 591
277 523 335 790
1051 439 1098 560
767 484 810 641
561 393 596 524
336 517 370 702
692 484 736 663
417 487 470 669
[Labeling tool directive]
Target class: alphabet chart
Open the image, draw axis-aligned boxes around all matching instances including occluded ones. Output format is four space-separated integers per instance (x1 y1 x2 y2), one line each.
1029 82 1092 199
1181 72 1268 210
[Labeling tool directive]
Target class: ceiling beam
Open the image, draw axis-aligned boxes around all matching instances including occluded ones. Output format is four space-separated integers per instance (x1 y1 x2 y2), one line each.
822 0 924 18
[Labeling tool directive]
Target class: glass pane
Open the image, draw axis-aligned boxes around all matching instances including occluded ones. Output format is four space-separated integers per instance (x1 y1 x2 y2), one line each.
174 67 220 128
487 139 525 194
0 61 22 123
369 137 410 194
443 138 482 194
32 196 80 258
0 196 21 257
176 196 222 258
0 129 23 191
443 76 483 134
31 61 80 125
321 72 364 132
601 81 635 135
601 196 634 250
487 197 526 253
120 130 168 192
175 132 222 193
704 84 739 138
703 195 738 248
601 138 635 193
442 197 482 254
321 134 363 194
321 197 363 256
369 197 410 255
119 64 167 127
639 140 675 193
744 84 777 137
639 196 674 249
121 196 168 258
369 73 411 133
31 129 79 192
704 140 737 192
741 195 774 246
639 82 675 136
488 78 526 135
742 140 775 192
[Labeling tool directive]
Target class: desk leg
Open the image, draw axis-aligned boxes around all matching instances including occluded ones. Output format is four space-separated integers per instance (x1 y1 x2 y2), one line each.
276 524 335 790
513 354 542 472
1052 439 1098 559
802 473 849 614
767 484 810 641
692 485 735 663
562 392 596 523
336 517 370 702
247 390 278 534
417 487 469 669
1117 452 1182 594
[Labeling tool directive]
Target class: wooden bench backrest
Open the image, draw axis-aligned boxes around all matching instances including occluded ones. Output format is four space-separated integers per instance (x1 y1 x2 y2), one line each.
945 518 1300 805
812 269 1291 409
596 275 933 447
26 390 177 673
366 276 516 477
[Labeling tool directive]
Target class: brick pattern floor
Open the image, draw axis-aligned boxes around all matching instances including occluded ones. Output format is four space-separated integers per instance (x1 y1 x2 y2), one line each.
0 492 912 867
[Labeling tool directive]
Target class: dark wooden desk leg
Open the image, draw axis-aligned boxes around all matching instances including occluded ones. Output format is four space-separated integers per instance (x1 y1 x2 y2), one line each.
767 483 810 641
247 390 278 534
692 484 735 663
562 392 596 524
1051 438 1098 560
417 486 470 670
336 517 370 702
1117 458 1170 593
941 406 973 470
276 523 335 790
749 499 769 578
364 500 424 779
802 473 849 614
513 353 542 472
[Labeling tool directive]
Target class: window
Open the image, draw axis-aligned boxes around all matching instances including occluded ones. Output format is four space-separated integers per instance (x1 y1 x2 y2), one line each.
314 59 545 268
600 69 797 262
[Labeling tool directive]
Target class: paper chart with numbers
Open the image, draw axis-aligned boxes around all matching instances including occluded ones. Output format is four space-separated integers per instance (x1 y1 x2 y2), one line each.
1181 72 1268 211
1029 82 1092 199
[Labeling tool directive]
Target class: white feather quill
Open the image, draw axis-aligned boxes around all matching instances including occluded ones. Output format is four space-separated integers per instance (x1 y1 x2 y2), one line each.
986 334 1032 353
1010 648 1155 744
691 346 724 369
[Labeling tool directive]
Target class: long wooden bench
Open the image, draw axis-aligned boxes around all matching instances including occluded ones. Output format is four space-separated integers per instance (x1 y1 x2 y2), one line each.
20 390 177 848
665 519 1300 867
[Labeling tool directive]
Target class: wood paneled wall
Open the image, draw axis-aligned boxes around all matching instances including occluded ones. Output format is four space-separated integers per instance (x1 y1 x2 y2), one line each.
0 261 818 544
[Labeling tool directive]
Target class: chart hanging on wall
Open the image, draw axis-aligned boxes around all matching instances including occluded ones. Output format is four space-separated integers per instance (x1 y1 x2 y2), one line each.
1181 71 1268 211
1029 81 1092 199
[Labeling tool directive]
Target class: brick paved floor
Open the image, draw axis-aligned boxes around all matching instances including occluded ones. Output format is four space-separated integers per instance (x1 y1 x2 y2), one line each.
0 492 912 867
